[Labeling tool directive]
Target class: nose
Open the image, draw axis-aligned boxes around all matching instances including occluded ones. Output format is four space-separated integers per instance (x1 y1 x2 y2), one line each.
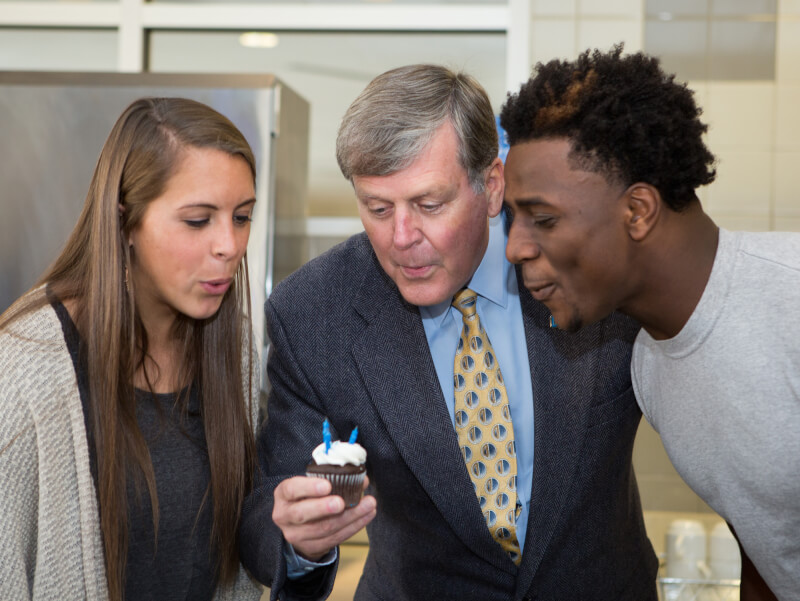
506 221 540 265
392 206 422 250
212 221 239 259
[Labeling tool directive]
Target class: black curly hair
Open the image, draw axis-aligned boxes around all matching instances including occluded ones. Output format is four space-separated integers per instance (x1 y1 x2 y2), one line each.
500 44 716 211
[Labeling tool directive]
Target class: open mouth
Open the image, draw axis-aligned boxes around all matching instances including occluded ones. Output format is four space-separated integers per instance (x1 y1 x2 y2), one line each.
400 264 433 278
200 278 232 295
526 282 556 302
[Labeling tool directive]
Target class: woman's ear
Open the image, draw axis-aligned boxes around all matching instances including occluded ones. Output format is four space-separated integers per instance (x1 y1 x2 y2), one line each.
625 183 661 242
119 203 134 247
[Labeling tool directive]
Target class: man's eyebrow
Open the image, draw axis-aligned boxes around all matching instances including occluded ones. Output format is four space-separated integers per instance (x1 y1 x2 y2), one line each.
357 185 452 204
410 187 453 203
504 196 550 208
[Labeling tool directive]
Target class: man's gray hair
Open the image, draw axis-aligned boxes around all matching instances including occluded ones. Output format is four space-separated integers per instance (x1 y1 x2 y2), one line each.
336 64 498 193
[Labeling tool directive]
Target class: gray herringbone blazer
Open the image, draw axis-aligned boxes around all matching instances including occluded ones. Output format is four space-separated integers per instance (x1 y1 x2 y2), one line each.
239 232 658 601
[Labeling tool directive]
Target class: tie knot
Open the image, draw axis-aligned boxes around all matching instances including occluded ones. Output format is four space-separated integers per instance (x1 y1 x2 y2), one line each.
452 288 478 318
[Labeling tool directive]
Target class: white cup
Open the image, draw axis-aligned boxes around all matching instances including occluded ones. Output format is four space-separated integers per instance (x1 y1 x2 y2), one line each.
710 521 741 580
666 519 710 580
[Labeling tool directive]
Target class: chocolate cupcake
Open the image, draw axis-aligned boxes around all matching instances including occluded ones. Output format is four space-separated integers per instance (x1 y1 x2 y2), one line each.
306 440 367 507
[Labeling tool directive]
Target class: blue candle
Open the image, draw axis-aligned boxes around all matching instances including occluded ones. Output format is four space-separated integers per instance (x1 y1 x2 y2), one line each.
323 418 331 453
348 426 359 444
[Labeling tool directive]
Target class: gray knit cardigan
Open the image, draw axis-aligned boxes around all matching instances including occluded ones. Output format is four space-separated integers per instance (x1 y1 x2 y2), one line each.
0 300 263 600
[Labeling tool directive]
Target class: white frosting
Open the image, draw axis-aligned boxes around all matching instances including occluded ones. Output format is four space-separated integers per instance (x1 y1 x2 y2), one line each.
312 440 367 466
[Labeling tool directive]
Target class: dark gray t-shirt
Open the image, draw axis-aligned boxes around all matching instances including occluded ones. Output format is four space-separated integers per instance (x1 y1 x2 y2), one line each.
53 298 217 600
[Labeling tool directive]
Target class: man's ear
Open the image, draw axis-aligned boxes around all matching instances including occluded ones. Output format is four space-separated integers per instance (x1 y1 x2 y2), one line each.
485 157 505 218
625 183 661 242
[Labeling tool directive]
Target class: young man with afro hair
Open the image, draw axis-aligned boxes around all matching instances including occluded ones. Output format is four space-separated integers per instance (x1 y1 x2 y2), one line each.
501 44 800 601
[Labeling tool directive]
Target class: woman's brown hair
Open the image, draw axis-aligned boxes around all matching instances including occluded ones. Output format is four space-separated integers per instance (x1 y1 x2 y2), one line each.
0 97 258 599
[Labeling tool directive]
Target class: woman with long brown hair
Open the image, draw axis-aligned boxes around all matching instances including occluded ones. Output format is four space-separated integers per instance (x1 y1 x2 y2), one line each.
0 97 261 600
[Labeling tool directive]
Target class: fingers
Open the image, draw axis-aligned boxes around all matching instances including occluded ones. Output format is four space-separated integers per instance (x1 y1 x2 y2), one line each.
273 476 377 561
273 477 339 529
277 475 333 505
330 495 376 545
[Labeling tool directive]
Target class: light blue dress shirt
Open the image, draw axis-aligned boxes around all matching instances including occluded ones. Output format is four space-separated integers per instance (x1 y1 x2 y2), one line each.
287 213 535 576
419 212 534 551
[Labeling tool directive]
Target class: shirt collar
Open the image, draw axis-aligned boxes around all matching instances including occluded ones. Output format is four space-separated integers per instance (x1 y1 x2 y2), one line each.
421 212 510 326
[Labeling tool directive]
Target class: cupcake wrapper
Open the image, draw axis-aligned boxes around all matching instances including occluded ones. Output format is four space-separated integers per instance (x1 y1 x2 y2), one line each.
306 470 365 507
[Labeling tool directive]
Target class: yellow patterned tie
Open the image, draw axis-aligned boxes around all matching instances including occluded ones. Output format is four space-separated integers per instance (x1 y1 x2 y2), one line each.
452 288 521 565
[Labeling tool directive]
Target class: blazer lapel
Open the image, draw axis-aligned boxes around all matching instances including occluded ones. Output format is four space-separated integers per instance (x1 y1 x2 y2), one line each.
514 281 602 597
350 262 517 574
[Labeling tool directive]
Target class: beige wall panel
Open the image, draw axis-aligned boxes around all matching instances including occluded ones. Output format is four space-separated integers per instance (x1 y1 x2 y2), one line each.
706 82 775 150
532 0 577 17
578 0 642 17
531 19 577 63
705 150 773 216
773 151 800 213
775 84 800 150
577 18 643 53
776 19 800 81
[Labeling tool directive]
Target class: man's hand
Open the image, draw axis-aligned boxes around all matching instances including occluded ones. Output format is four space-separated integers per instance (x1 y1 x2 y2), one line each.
273 475 376 561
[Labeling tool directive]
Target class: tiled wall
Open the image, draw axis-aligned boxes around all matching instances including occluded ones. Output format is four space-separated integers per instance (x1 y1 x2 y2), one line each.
528 0 644 63
775 1 800 230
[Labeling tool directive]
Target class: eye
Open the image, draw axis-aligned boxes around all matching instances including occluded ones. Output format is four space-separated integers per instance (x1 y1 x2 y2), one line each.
185 219 209 228
420 203 441 213
534 216 557 229
234 213 253 226
367 204 392 218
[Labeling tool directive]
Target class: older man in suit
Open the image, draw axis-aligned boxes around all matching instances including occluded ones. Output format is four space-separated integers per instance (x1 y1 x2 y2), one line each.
239 64 658 600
